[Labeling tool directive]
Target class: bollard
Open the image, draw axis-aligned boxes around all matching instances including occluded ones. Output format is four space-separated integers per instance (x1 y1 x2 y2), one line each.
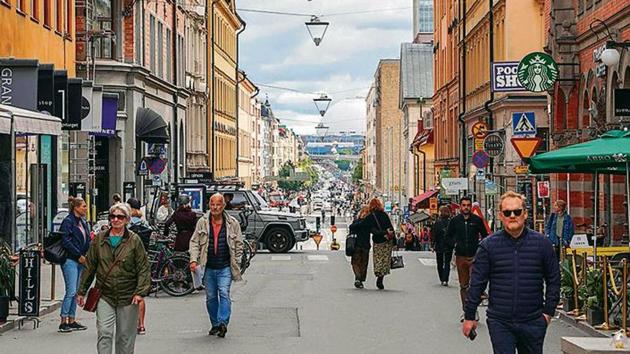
51 264 55 301
570 250 580 315
595 256 617 330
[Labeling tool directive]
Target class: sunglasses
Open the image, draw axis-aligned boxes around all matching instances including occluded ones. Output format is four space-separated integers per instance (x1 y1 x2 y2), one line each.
501 209 523 217
109 214 127 220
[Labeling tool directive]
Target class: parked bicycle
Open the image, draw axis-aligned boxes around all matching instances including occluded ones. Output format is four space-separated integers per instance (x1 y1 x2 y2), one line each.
238 208 257 274
147 235 194 297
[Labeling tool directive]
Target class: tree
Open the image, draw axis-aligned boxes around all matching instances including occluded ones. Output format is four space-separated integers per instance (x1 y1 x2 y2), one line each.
277 159 319 192
352 158 363 184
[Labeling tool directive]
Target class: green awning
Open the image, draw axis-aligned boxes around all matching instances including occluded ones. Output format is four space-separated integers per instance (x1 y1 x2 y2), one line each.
528 130 630 174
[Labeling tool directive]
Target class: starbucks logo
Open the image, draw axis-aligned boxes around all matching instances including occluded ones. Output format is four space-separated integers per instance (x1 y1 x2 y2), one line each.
517 52 559 93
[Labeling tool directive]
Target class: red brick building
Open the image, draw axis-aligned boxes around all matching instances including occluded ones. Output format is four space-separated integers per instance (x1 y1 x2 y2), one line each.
547 0 630 243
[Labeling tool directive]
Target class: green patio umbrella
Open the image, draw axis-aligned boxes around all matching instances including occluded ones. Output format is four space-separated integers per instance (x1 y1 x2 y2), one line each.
528 130 630 259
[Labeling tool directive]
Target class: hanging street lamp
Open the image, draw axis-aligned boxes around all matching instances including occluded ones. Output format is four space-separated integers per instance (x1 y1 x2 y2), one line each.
315 122 329 142
313 93 332 117
305 16 329 47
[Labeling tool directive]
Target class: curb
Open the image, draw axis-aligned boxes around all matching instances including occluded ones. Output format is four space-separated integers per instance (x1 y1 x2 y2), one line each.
0 300 61 335
557 311 610 338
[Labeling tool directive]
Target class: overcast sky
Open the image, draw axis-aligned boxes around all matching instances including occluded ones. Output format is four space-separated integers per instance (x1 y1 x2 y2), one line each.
238 0 413 135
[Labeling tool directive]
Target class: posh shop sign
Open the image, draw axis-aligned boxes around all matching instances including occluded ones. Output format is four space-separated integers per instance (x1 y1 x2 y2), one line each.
0 59 39 110
492 62 524 92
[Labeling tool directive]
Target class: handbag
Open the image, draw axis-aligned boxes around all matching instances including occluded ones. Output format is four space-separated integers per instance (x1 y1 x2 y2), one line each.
44 231 67 265
390 249 405 270
345 234 357 257
84 239 130 312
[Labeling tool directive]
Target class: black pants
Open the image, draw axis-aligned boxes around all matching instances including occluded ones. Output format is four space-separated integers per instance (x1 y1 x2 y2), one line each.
435 249 453 283
487 317 547 354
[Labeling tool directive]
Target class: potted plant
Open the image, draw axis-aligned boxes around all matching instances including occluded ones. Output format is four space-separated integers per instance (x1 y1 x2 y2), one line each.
561 259 578 312
0 240 14 324
578 268 606 326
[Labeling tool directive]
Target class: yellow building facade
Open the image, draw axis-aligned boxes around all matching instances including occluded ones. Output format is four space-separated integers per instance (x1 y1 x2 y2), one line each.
0 0 75 74
209 0 242 179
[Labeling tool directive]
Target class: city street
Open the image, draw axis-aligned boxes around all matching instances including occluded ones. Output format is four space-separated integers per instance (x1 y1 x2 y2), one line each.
1 246 588 353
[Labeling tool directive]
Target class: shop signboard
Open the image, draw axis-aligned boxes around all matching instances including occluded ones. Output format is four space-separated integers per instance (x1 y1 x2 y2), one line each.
88 86 103 133
614 89 630 117
442 177 468 195
53 70 68 123
37 64 55 115
492 62 524 92
537 181 550 199
18 250 40 317
65 78 82 130
485 180 498 195
0 58 39 110
91 93 117 136
80 81 93 131
517 52 559 93
69 182 86 199
123 181 136 202
483 133 504 157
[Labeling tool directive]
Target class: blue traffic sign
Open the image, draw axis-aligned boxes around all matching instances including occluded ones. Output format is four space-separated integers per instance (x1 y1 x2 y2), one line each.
472 150 490 169
512 112 536 136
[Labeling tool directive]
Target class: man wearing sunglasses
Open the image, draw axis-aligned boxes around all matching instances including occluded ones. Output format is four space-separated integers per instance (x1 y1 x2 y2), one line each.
447 196 489 322
462 191 560 353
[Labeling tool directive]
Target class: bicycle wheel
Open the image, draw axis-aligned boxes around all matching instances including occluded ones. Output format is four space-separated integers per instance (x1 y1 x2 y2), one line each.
158 255 194 297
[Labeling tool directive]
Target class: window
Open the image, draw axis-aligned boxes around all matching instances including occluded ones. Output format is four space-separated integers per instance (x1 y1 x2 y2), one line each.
92 0 112 58
31 0 39 20
166 28 171 82
149 15 156 72
55 0 62 31
65 0 71 36
158 22 163 78
17 0 25 13
223 192 249 210
536 127 549 153
43 0 51 27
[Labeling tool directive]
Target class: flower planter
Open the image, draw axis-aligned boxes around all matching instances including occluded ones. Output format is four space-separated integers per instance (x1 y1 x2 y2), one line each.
563 297 577 312
586 307 604 326
0 295 9 324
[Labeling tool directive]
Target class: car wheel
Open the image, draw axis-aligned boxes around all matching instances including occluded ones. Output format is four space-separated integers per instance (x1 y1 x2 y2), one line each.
265 227 292 253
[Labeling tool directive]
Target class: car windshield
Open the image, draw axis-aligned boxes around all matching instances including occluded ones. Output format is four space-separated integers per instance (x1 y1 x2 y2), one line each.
250 191 269 210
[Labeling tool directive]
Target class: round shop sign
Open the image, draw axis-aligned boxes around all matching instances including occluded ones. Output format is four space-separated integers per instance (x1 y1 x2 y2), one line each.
483 133 504 158
517 52 559 93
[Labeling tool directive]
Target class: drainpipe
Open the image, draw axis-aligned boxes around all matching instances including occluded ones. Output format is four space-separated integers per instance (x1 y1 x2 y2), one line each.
210 0 216 178
235 12 246 179
484 0 495 174
458 0 468 177
172 0 179 185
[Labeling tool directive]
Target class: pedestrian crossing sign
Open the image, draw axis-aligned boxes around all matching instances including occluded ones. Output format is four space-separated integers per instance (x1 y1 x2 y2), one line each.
512 112 536 136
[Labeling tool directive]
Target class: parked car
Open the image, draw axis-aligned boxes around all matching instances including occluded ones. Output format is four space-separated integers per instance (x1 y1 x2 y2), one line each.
207 184 310 253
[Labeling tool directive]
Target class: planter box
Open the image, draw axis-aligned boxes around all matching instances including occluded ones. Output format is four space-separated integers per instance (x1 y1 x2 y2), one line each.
586 307 604 326
0 296 9 323
563 297 577 312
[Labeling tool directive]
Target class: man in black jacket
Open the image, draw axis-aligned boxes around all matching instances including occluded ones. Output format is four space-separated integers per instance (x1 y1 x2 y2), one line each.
431 206 454 286
462 191 560 354
447 196 489 319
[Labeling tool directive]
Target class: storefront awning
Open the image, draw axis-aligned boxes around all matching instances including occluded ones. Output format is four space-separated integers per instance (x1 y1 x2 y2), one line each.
0 104 62 135
136 107 170 143
411 189 438 208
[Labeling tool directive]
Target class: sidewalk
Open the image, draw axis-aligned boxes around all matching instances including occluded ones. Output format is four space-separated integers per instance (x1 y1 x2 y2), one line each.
556 308 613 339
0 261 65 334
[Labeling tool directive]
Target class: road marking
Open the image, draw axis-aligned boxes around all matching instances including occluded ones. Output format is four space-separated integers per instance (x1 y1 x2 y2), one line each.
307 255 329 261
418 258 436 266
271 256 292 261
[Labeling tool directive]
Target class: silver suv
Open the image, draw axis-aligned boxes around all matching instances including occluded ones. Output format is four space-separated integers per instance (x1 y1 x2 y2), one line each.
209 185 309 253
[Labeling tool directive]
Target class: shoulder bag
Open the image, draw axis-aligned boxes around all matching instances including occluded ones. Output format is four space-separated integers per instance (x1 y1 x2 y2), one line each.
44 231 67 265
372 213 396 244
83 239 131 312
345 233 357 257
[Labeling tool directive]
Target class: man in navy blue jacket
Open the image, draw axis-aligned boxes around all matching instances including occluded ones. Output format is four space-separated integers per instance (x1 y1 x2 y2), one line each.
462 191 560 354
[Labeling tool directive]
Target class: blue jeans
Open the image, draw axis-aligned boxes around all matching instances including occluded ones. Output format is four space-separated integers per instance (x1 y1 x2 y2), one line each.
487 317 548 354
61 258 83 318
203 266 232 327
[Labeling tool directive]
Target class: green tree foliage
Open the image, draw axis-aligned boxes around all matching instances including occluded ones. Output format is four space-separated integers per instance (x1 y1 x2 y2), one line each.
278 159 319 191
352 158 363 184
334 160 351 171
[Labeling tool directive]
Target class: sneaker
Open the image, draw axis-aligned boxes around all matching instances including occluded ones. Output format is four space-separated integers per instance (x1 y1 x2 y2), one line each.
475 310 480 321
460 313 465 323
137 326 146 335
68 322 88 331
208 326 220 335
354 280 364 289
196 286 205 292
58 323 72 333
217 324 227 338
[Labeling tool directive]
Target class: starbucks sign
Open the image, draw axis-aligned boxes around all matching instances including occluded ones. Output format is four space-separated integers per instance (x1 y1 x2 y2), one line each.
517 52 559 93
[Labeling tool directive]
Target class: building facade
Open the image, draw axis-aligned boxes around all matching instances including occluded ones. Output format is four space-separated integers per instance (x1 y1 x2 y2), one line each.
400 43 434 198
548 0 630 243
364 84 378 195
237 71 257 188
208 0 243 180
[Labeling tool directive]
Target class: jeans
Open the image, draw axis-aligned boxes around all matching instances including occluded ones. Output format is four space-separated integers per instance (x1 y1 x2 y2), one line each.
456 256 474 310
203 266 233 327
487 317 548 354
435 250 453 283
61 258 83 318
96 299 139 354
